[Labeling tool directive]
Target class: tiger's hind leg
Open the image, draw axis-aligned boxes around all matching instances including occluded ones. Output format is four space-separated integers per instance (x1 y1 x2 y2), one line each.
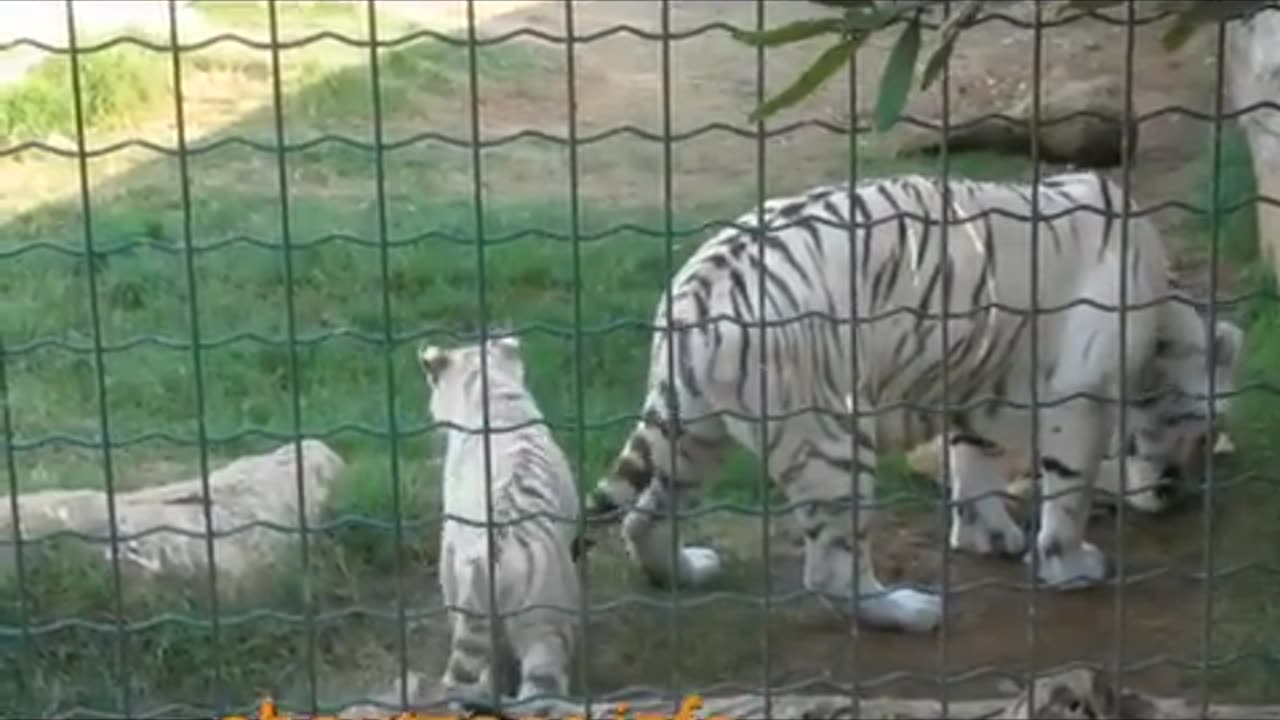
782 414 942 633
595 396 732 590
948 435 1027 558
621 474 725 590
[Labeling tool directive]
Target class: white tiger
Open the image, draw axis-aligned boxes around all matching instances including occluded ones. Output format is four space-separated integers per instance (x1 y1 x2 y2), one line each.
583 171 1244 634
418 336 582 708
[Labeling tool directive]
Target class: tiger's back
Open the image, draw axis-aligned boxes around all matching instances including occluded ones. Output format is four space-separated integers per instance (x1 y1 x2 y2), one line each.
653 172 1166 450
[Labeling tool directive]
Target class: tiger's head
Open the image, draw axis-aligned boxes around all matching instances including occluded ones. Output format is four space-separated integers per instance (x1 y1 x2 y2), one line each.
1117 310 1244 514
417 335 527 427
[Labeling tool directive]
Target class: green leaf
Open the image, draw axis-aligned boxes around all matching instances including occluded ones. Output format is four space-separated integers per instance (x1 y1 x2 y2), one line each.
731 17 847 48
874 15 922 131
919 0 983 91
748 37 859 123
1161 0 1269 52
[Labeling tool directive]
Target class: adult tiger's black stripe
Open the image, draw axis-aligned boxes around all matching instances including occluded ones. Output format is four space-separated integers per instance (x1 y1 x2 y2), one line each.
880 240 908 311
729 286 752 403
868 252 896 314
849 192 878 282
744 241 801 317
916 248 950 321
1095 172 1116 260
1042 456 1082 479
902 181 934 271
970 249 994 311
762 225 811 281
676 321 702 401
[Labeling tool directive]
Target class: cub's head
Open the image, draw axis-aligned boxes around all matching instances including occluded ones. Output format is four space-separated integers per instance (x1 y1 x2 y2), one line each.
417 335 526 423
1124 314 1244 512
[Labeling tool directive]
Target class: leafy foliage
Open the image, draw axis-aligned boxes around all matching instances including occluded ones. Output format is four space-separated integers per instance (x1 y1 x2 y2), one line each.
736 0 1274 128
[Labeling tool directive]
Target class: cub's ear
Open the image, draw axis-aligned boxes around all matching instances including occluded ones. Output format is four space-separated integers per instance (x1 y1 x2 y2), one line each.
418 344 450 384
1213 320 1244 371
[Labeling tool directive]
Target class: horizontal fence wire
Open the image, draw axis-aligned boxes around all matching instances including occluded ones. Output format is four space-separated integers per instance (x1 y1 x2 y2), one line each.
1 0 1278 717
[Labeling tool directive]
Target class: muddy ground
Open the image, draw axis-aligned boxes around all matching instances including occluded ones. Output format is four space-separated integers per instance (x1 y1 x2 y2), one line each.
343 0 1257 711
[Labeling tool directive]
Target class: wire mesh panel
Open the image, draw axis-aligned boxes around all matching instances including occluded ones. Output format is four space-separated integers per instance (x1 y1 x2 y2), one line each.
0 0 1276 718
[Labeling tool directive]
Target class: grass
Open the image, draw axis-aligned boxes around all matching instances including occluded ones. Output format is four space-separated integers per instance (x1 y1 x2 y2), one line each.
0 0 429 145
0 45 172 144
1174 125 1280 701
190 0 421 38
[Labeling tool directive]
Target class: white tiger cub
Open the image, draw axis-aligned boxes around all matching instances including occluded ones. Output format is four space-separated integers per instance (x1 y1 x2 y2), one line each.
418 336 581 708
583 171 1244 635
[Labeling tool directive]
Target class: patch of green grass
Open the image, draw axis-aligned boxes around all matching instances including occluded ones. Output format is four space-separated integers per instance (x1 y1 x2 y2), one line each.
0 45 172 143
191 0 420 38
1170 122 1280 701
1188 125 1261 267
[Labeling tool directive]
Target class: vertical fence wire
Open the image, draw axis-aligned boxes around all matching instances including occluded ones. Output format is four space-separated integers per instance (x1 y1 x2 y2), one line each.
658 0 685 711
935 1 954 712
843 26 862 720
1023 1 1045 711
0 344 32 707
462 0 504 710
362 0 411 710
1112 0 1138 700
562 1 595 716
62 0 132 714
165 0 224 711
264 2 319 712
1200 19 1230 716
751 1 774 714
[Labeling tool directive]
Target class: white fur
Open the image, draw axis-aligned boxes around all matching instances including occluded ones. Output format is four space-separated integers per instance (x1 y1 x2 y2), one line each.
420 337 581 710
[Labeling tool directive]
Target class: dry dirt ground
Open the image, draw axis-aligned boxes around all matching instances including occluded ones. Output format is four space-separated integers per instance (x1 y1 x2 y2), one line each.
338 0 1252 711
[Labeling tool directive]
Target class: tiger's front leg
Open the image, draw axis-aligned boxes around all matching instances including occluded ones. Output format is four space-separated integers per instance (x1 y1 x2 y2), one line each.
786 407 942 633
948 434 1028 558
1025 397 1110 589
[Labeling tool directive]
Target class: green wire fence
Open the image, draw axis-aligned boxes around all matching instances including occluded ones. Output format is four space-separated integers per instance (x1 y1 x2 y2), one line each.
0 0 1277 717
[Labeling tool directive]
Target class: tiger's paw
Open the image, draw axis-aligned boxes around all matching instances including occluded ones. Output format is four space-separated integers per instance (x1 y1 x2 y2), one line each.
1025 540 1108 590
856 587 942 633
949 510 1026 558
677 545 723 588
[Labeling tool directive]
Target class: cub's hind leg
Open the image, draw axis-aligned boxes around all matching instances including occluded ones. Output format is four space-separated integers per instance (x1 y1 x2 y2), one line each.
780 409 941 633
508 617 574 710
440 557 513 706
440 606 508 705
947 434 1027 558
